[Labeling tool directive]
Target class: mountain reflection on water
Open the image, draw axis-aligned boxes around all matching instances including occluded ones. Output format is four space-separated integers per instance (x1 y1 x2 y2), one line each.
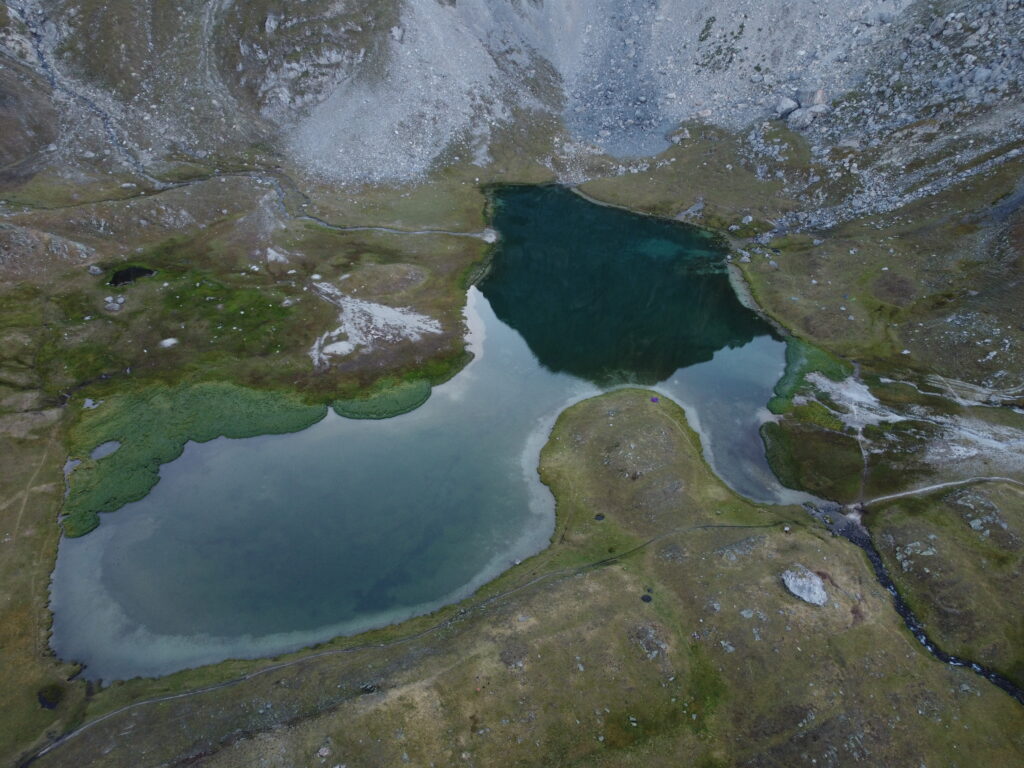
482 186 772 385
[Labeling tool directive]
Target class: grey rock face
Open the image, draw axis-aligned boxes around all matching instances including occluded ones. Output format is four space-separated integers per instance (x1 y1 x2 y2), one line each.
797 88 826 107
781 565 828 605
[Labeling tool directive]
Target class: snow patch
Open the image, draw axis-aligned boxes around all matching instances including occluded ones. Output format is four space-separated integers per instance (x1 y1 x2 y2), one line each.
309 282 442 369
809 374 1024 479
805 372 904 430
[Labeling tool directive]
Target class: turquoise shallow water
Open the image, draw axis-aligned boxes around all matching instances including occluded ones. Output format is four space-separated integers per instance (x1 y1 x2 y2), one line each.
50 186 797 681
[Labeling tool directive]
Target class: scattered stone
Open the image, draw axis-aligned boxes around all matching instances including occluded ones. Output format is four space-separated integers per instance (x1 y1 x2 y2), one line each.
781 565 828 606
630 625 667 659
104 302 121 312
87 265 103 276
715 535 766 561
158 338 179 348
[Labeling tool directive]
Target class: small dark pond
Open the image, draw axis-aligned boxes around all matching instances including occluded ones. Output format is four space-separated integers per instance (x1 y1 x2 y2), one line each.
51 186 800 680
109 266 155 286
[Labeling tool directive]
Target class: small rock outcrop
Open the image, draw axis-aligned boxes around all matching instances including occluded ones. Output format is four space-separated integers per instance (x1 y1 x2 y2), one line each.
775 96 799 118
788 108 816 130
781 565 828 605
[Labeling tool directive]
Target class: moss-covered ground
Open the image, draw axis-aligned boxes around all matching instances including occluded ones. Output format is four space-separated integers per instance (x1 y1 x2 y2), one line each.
333 378 431 420
62 383 328 536
767 338 853 415
761 420 863 503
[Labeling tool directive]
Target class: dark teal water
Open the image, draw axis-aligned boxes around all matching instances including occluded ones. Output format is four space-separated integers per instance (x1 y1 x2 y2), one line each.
50 186 796 680
482 186 769 385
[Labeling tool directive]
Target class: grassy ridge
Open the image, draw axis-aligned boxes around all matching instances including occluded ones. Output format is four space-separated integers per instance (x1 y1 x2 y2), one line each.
62 383 327 536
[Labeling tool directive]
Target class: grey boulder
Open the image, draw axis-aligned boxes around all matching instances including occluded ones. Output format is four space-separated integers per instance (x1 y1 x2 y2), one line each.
782 565 828 606
776 96 799 118
788 108 815 130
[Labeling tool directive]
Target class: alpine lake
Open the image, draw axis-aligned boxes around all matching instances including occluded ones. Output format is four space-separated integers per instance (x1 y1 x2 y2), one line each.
50 186 801 680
